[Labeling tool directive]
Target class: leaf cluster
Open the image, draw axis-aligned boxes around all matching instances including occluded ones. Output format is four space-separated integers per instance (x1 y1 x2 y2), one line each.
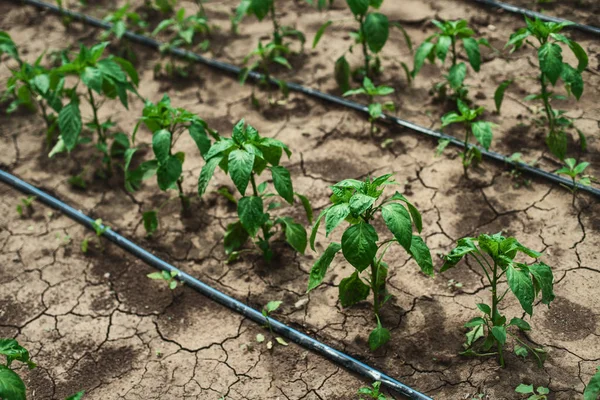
343 77 394 124
357 381 389 400
584 366 600 400
153 8 210 51
147 269 180 290
515 384 549 400
145 0 177 14
101 3 148 41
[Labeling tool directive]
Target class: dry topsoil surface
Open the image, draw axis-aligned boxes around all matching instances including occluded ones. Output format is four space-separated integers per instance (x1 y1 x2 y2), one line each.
0 0 599 399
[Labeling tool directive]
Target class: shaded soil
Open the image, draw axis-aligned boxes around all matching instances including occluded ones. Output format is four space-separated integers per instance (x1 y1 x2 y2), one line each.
0 0 599 399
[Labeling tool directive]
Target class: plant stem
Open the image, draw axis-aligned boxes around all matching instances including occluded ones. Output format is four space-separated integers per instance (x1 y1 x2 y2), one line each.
359 16 370 80
463 123 471 176
269 2 281 45
370 260 381 316
540 74 556 136
490 260 505 367
250 173 271 252
176 178 189 211
451 36 457 67
88 88 112 176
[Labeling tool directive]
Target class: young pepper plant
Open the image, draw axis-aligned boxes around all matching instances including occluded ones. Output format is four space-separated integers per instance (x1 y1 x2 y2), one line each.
343 77 394 137
100 3 148 62
506 18 589 160
307 174 433 351
556 158 594 206
358 381 389 400
442 233 555 367
584 366 600 400
440 99 495 176
313 0 412 90
198 119 312 262
412 19 490 101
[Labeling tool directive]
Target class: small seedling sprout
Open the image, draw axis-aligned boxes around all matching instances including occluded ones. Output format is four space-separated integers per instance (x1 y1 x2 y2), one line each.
556 158 594 206
147 269 180 290
515 383 550 400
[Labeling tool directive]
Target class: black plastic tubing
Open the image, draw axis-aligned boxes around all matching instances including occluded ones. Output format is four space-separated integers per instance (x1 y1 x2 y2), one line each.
471 0 600 36
11 0 600 199
0 169 432 400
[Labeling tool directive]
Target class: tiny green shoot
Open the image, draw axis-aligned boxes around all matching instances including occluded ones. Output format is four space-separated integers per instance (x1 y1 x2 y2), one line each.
147 269 180 290
556 158 594 206
515 383 550 400
357 381 389 400
343 77 394 137
16 196 36 217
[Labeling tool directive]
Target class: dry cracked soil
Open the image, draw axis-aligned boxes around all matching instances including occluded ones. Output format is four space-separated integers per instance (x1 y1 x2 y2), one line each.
0 0 599 399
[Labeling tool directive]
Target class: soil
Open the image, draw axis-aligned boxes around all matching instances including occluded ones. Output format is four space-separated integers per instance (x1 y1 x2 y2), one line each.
0 0 599 399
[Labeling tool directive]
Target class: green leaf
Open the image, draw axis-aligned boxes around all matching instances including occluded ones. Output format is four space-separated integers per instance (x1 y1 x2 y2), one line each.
270 166 294 204
249 0 271 20
82 66 103 92
325 203 351 236
97 58 127 82
65 391 85 400
436 35 452 63
584 368 600 400
313 20 332 48
515 384 534 394
156 156 182 191
338 271 370 307
295 193 313 224
238 196 266 237
477 303 491 315
228 149 255 195
412 41 434 77
114 57 139 86
59 100 82 151
494 80 512 113
142 210 159 236
447 62 467 89
507 264 535 316
546 131 567 161
278 217 307 254
462 37 481 72
409 235 433 276
491 325 506 345
188 122 211 157
514 344 528 358
334 56 351 92
381 203 412 251
568 40 588 72
465 317 486 327
471 121 493 150
309 208 328 251
528 262 555 305
341 222 378 272
561 63 584 100
152 129 171 164
346 0 369 16
265 300 282 313
509 317 531 331
349 193 376 216
198 156 222 196
0 365 26 400
364 13 389 53
369 320 390 351
441 238 477 272
538 42 563 85
224 221 249 254
389 192 422 233
205 138 236 160
0 339 33 368
307 242 342 292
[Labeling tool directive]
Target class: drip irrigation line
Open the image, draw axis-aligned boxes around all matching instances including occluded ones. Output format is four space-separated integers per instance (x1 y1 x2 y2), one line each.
470 0 600 36
0 169 432 400
11 0 600 198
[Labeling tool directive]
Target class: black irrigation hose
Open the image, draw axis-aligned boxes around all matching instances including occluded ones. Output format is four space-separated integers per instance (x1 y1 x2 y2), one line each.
0 169 432 400
12 0 600 199
471 0 600 36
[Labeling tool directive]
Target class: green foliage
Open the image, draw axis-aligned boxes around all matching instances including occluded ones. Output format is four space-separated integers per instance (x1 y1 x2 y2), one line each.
147 269 180 290
199 119 311 262
440 99 495 175
494 79 512 113
515 383 549 400
584 367 600 400
15 196 36 217
556 158 594 205
442 233 554 367
304 0 334 11
259 300 288 348
343 77 394 136
308 173 431 351
506 18 588 160
357 381 389 400
0 338 36 400
81 218 109 254
145 0 177 14
101 3 148 41
313 0 411 88
413 19 490 101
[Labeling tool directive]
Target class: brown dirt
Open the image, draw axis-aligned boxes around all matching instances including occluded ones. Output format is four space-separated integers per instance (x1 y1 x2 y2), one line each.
0 0 599 400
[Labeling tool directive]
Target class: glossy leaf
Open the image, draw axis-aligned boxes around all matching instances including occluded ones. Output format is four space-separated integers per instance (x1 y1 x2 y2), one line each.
307 242 342 292
338 271 370 307
341 222 378 272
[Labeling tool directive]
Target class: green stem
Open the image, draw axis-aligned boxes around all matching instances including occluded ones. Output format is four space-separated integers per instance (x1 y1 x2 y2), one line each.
88 88 112 175
463 123 471 176
540 74 555 135
451 35 457 67
176 178 189 211
269 2 281 45
359 16 370 80
490 260 505 367
250 173 271 249
370 260 381 316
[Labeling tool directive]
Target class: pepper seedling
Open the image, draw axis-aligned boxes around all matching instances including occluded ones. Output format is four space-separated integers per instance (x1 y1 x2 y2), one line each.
313 0 412 90
126 94 214 233
16 196 36 218
343 77 394 137
198 119 312 263
412 19 491 101
257 300 288 348
81 218 110 254
515 384 549 400
0 339 36 400
147 269 180 290
584 366 600 400
440 99 495 176
308 173 433 351
555 158 594 206
442 233 555 367
505 18 589 160
144 0 177 14
100 3 148 63
358 381 389 400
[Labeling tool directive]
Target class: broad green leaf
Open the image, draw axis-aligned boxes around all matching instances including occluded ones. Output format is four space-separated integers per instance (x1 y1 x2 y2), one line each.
528 262 555 305
349 193 376 216
114 57 139 85
368 103 382 120
441 111 465 127
65 391 85 400
270 166 294 204
142 210 159 236
584 367 600 400
568 40 588 72
278 217 307 254
334 55 351 92
538 42 563 85
509 317 531 331
561 63 583 100
507 264 535 316
441 239 477 272
515 384 534 394
238 196 266 237
381 203 412 251
0 365 26 400
313 20 332 48
447 62 467 89
0 339 33 368
389 192 422 233
471 121 493 150
156 156 182 191
462 37 481 72
82 66 103 92
341 222 378 272
152 129 172 164
338 271 370 307
205 138 235 160
307 242 342 292
188 122 211 157
436 35 452 63
369 324 390 351
97 58 127 82
491 325 506 345
412 41 435 77
295 193 313 224
409 235 433 276
514 345 528 358
465 317 486 327
198 156 222 196
265 300 282 313
364 13 389 53
224 221 249 255
325 203 351 236
310 208 329 251
59 100 82 151
228 149 255 195
250 0 271 20
477 303 491 315
346 0 369 16
494 80 512 113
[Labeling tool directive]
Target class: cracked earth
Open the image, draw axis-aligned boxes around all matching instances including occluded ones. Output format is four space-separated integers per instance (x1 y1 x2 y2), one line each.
0 0 599 399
